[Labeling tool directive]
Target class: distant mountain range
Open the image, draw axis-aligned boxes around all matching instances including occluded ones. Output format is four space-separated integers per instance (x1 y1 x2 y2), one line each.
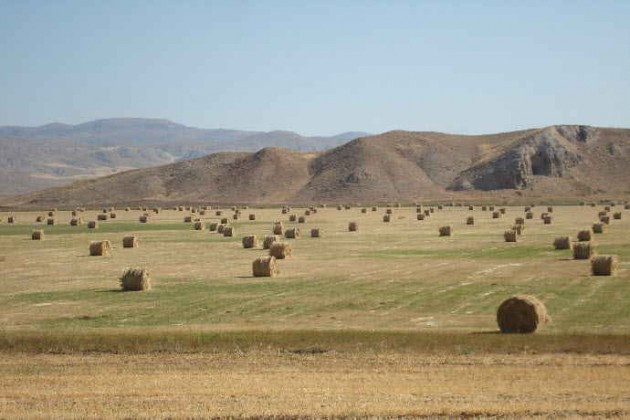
0 118 368 195
4 124 629 208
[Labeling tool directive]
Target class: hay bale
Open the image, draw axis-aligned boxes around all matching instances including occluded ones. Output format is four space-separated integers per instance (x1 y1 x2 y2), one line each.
525 212 534 220
220 217 228 224
337 205 343 211
424 210 431 216
553 237 571 250
504 230 517 242
468 205 474 211
47 218 55 225
242 235 257 248
87 221 98 229
209 222 218 231
547 206 553 213
466 216 474 225
48 211 54 217
439 226 452 237
383 214 391 222
217 224 226 233
89 240 111 256
298 216 306 223
282 208 289 214
305 210 311 216
223 226 234 237
35 215 43 222
499 208 506 214
348 222 358 232
592 223 605 234
285 227 300 239
515 217 525 225
489 206 495 211
497 295 549 333
70 217 83 226
249 214 256 221
252 256 277 277
577 230 592 241
600 215 610 224
625 204 630 210
310 228 321 238
194 221 204 231
573 242 593 260
269 242 292 259
372 206 377 212
138 215 149 223
273 221 284 235
591 256 619 276
361 208 367 214
512 224 524 235
120 268 151 291
482 206 487 211
32 230 44 240
263 235 279 249
122 236 138 248
184 216 193 223
543 216 552 224
386 208 393 215
524 206 531 212
110 213 117 219
97 214 108 221
289 214 297 222
492 211 501 219
417 214 425 221
613 212 622 220
215 210 222 216
232 213 240 220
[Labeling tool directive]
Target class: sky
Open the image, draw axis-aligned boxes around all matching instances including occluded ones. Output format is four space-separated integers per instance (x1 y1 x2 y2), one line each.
1 0 629 136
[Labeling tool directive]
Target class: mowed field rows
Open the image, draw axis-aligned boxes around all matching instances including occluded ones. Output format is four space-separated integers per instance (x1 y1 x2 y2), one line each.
0 204 629 332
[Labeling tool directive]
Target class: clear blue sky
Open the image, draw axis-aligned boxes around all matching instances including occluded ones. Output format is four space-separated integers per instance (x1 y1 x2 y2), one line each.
1 0 629 135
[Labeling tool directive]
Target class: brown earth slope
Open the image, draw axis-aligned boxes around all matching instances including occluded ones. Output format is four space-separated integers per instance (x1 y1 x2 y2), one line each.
3 125 629 208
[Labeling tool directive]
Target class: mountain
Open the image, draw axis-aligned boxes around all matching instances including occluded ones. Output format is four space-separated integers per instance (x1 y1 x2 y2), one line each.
3 125 629 208
0 118 369 196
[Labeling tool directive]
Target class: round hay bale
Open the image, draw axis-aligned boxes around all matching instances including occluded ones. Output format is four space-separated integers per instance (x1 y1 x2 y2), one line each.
525 212 534 219
482 206 487 211
598 210 608 218
223 226 234 237
89 240 111 256
110 213 117 219
499 208 506 214
613 212 622 220
489 206 495 211
120 268 151 291
298 216 306 223
386 208 393 215
547 206 553 213
47 218 55 226
209 222 218 231
577 230 592 241
70 217 83 226
282 208 289 214
263 235 279 249
285 227 300 239
215 210 222 216
504 230 517 242
269 242 292 259
424 209 431 216
512 224 524 235
305 210 311 216
194 221 204 231
600 215 610 224
497 295 549 333
438 226 452 237
87 221 98 229
337 205 343 211
361 208 367 214
249 214 256 221
573 242 593 260
31 230 44 240
383 214 391 222
97 214 108 221
242 235 257 248
310 228 321 238
217 224 226 234
592 223 605 234
543 216 552 225
591 255 619 276
492 211 501 219
553 237 571 250
417 214 425 221
466 216 474 225
184 216 193 223
289 214 297 222
348 222 358 232
35 215 43 222
273 221 284 235
515 217 525 225
468 205 474 211
252 256 277 277
220 217 228 224
371 206 377 212
48 211 54 217
122 236 138 248
139 215 149 223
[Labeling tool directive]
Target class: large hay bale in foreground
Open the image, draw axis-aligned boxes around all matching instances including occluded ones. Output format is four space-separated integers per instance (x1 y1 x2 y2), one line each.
263 235 279 249
122 236 138 248
285 227 300 239
311 228 321 238
120 268 151 291
504 230 517 242
242 235 257 248
87 221 98 229
573 242 593 260
47 211 54 217
252 256 277 277
273 221 284 235
497 295 549 333
553 237 571 250
592 223 605 234
591 256 619 276
348 222 358 232
32 230 44 240
577 230 592 241
438 226 452 237
223 226 234 237
269 242 292 259
89 240 111 256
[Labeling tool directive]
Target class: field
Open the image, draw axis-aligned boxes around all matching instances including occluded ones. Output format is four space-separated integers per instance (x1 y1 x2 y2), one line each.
1 204 630 417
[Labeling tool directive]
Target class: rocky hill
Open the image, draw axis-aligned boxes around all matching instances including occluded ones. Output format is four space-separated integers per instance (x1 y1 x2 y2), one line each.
3 125 629 208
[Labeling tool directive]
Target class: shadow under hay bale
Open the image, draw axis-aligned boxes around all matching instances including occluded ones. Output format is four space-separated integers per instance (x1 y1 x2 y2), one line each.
263 235 279 249
253 256 277 277
573 242 593 260
122 236 138 248
242 235 257 248
269 242 292 259
89 240 111 256
31 230 44 240
120 268 151 291
497 295 550 334
591 256 619 276
553 237 571 250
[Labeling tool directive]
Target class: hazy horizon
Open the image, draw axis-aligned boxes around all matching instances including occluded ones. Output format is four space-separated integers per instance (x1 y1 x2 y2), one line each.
1 0 629 136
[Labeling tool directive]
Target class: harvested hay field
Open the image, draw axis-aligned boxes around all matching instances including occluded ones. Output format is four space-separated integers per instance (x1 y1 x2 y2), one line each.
1 204 630 416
